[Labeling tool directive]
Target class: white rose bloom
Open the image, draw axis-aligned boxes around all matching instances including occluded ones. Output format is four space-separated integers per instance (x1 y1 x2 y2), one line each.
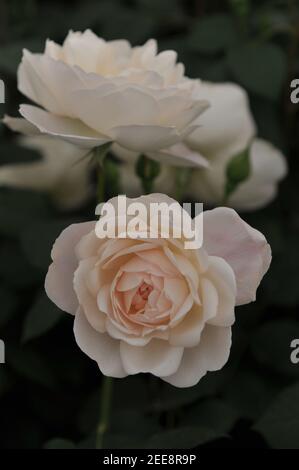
189 138 288 211
0 136 91 209
4 31 209 164
45 194 271 387
121 82 287 211
186 82 256 159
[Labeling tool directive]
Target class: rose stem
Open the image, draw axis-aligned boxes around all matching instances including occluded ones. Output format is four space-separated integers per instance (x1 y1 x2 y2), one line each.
97 163 105 203
94 143 111 202
95 143 114 449
96 376 114 449
135 154 160 194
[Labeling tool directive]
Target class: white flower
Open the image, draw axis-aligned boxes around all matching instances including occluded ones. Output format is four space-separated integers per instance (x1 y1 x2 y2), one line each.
0 135 91 209
120 82 287 210
188 138 288 211
45 194 271 388
186 82 256 159
4 31 209 163
185 82 287 209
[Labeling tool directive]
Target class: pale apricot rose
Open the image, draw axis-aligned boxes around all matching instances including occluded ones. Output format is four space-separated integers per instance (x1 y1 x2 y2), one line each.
45 194 271 387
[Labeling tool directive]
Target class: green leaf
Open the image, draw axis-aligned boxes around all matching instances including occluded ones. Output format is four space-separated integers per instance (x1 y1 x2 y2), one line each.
175 168 192 201
181 399 239 433
255 8 293 38
111 376 149 411
227 43 287 101
113 409 159 436
0 142 41 166
229 0 250 19
20 218 79 271
188 14 238 54
7 345 58 389
136 154 161 181
105 157 120 198
0 285 18 328
262 232 299 307
104 433 146 449
22 292 62 343
223 369 280 421
0 240 42 288
76 387 101 434
254 382 299 449
0 188 50 238
135 154 161 193
93 142 112 166
191 57 230 82
250 97 285 149
251 320 299 379
149 384 205 413
225 147 251 199
146 426 221 449
0 369 15 398
100 6 155 44
44 438 76 449
0 39 42 75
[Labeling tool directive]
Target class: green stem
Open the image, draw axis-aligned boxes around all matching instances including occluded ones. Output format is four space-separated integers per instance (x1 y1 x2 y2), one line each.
94 143 111 203
97 163 105 203
135 154 160 195
175 167 192 202
95 143 114 449
96 376 113 449
142 178 153 194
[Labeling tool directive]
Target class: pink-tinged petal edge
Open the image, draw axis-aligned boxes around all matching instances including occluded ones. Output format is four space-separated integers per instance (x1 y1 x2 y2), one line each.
203 207 271 306
45 221 95 314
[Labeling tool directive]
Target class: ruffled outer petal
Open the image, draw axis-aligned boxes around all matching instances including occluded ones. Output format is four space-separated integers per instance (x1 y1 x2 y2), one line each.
163 325 232 388
186 82 256 159
45 222 95 314
203 207 271 305
120 339 184 377
19 105 111 149
74 308 127 378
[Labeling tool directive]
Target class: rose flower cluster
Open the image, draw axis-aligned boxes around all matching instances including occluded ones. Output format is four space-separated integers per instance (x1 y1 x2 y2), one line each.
3 31 275 387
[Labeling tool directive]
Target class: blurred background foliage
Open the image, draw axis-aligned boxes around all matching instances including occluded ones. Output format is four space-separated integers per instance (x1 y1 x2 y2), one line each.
0 0 299 449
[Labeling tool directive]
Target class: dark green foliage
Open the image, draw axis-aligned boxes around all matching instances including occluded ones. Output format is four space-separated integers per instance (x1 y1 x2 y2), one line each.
0 0 298 450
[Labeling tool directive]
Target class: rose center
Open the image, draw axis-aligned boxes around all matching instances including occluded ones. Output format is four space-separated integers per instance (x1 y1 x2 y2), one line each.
131 282 153 312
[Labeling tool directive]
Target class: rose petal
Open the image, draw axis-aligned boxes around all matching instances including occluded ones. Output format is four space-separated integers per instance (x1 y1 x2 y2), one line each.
205 256 236 327
72 87 159 134
169 305 204 347
163 325 232 388
18 50 67 114
187 82 256 159
229 139 288 211
120 339 184 377
45 262 79 315
148 142 210 168
109 124 182 152
74 308 126 378
45 221 95 314
19 104 111 149
203 208 271 305
74 258 106 332
3 115 39 135
106 319 151 346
